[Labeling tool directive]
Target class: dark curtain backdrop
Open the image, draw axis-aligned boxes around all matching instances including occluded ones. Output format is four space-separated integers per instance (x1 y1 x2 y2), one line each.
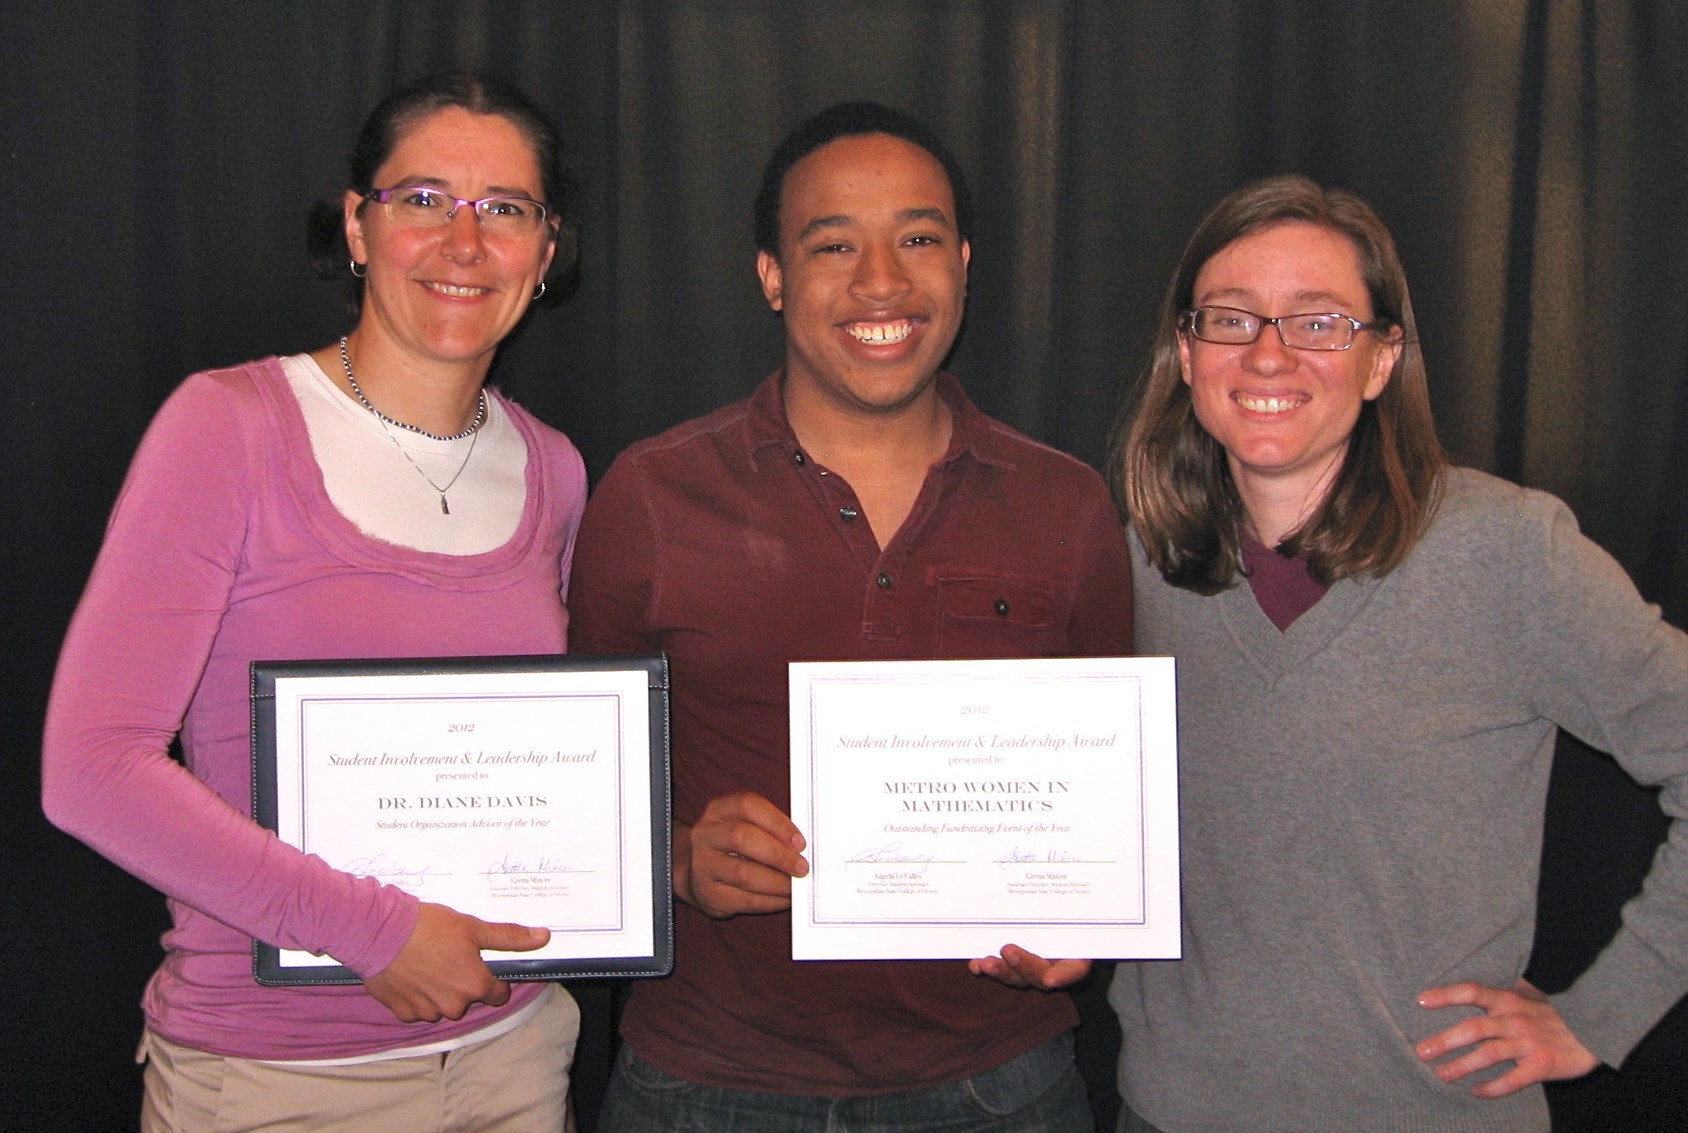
6 3 1687 1130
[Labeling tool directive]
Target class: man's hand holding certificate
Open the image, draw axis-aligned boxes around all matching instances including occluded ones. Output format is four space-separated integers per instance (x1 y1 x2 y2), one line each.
789 657 1179 962
678 790 810 918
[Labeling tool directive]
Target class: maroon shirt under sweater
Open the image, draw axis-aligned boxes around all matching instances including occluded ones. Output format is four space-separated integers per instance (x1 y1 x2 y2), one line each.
569 370 1135 1095
1240 528 1328 630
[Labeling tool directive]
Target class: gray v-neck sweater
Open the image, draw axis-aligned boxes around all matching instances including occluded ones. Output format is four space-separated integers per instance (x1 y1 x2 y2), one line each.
1112 468 1688 1133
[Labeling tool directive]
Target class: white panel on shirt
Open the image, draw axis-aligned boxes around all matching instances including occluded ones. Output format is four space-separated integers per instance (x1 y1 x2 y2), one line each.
275 354 533 1063
282 354 527 555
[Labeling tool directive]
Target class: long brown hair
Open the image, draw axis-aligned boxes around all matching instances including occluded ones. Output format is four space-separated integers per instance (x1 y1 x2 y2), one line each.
1112 175 1447 595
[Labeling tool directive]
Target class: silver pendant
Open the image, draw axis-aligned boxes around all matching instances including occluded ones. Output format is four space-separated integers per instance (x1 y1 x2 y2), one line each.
440 495 450 515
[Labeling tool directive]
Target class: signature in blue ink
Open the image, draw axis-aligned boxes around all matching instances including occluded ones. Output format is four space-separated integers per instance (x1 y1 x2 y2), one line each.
846 842 936 870
485 855 584 875
997 846 1079 865
342 853 431 881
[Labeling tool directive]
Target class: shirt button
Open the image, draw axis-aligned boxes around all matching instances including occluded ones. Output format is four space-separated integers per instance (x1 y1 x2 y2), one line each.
994 599 1010 616
793 450 807 466
876 572 893 589
840 506 859 523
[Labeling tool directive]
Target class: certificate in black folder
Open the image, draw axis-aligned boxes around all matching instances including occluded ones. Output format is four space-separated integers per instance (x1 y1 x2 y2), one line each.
251 653 671 985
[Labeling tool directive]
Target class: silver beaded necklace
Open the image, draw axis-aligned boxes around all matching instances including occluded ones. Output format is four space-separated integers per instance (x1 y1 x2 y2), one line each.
338 336 483 515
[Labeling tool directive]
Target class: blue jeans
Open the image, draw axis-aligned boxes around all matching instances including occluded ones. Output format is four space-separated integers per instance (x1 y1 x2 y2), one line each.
599 1032 1092 1132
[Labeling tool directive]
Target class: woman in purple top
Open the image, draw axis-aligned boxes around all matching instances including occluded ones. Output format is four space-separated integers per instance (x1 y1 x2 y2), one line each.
43 74 588 1131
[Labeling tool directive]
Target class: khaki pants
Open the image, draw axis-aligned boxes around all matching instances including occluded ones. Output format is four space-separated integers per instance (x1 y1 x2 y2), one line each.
138 984 578 1133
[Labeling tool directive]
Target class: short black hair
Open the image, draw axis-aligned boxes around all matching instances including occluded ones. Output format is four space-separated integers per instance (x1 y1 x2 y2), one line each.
753 101 972 256
307 72 580 310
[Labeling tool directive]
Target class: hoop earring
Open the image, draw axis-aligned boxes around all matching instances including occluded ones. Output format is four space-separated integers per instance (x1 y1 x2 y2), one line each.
532 280 546 301
349 260 367 278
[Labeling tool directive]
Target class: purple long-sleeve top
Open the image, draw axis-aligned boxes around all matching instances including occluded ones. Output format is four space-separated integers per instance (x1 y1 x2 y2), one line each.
42 358 586 1059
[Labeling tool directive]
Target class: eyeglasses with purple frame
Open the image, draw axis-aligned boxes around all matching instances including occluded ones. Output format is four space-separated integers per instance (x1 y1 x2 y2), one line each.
364 185 551 231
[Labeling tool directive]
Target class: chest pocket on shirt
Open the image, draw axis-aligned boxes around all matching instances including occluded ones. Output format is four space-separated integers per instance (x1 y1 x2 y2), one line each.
934 574 1058 656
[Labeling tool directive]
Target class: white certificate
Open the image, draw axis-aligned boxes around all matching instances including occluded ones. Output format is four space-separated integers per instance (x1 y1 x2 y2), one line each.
789 657 1178 960
252 655 671 983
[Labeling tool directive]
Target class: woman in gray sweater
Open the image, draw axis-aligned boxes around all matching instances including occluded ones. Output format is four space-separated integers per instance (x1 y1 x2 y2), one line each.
1108 175 1688 1133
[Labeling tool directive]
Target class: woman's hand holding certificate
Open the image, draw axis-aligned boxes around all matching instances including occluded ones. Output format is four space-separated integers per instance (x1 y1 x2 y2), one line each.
253 657 673 984
363 903 549 1022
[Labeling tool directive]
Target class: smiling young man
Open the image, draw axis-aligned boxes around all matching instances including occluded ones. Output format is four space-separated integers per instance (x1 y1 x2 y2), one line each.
569 103 1134 1130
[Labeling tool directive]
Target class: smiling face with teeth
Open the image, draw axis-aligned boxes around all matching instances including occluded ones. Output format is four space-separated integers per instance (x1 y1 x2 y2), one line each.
344 106 557 379
1179 221 1402 530
758 132 970 421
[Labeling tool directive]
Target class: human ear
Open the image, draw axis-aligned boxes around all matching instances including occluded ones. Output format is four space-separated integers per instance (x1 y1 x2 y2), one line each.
343 189 369 269
1364 338 1402 401
757 249 784 312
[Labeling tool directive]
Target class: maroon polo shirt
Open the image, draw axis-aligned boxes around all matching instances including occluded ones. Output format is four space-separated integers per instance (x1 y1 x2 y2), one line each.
569 370 1135 1095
